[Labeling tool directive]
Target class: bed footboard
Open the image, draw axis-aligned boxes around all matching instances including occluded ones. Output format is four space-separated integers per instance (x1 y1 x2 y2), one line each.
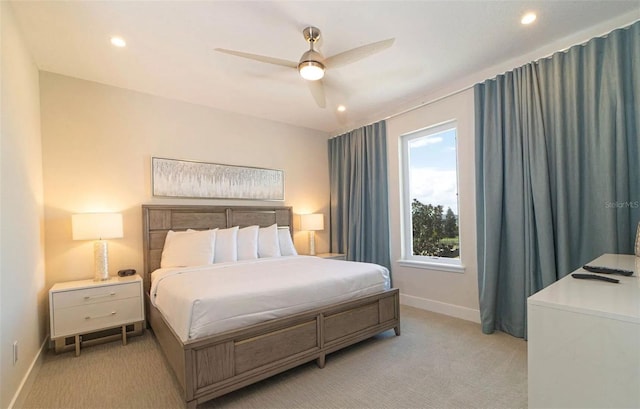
148 288 400 408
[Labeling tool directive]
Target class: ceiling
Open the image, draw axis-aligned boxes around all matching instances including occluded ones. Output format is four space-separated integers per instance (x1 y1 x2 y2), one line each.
10 1 640 134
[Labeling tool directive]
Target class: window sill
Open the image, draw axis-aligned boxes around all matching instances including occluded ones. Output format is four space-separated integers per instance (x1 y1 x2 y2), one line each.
397 259 466 273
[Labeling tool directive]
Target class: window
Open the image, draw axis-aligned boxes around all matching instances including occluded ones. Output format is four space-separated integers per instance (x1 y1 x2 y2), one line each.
401 121 460 267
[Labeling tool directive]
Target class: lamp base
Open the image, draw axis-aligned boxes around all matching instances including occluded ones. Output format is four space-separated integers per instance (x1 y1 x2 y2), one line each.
309 231 316 256
94 240 109 281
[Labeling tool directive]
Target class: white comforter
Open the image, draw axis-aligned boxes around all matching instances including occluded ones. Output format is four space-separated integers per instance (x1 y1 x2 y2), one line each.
150 256 391 342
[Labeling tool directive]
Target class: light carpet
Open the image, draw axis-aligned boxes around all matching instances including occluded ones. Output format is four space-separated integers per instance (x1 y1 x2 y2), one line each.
21 306 527 409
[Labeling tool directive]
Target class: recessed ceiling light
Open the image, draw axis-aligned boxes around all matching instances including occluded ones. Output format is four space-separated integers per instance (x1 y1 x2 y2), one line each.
110 36 126 47
337 105 346 112
521 12 537 25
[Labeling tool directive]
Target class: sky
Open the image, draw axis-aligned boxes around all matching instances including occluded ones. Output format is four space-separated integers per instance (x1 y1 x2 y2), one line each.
408 127 459 214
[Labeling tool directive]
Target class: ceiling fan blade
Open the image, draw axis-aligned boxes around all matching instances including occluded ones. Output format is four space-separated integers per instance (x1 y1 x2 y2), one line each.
307 80 326 108
215 48 298 69
324 38 395 69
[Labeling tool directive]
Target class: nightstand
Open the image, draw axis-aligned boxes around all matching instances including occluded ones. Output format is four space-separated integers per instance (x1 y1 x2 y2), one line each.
316 252 346 260
49 275 144 356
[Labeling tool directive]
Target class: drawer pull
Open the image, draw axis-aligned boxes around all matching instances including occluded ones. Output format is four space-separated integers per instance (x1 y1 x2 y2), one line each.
84 292 116 300
85 311 116 320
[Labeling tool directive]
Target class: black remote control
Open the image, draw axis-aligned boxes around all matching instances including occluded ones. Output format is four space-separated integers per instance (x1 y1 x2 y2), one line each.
582 265 634 276
572 273 619 283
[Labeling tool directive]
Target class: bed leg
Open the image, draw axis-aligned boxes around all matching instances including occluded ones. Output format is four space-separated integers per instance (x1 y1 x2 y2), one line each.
394 324 401 336
316 354 326 368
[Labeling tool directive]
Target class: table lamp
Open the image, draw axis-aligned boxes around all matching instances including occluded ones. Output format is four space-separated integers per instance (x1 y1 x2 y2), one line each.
72 213 123 281
300 213 324 256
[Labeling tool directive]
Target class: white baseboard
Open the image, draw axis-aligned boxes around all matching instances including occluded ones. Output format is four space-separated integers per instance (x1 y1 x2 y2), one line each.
8 336 49 409
400 293 481 324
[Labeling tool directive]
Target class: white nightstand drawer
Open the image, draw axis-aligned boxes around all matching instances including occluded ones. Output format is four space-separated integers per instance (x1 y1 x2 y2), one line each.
53 297 143 338
52 281 140 309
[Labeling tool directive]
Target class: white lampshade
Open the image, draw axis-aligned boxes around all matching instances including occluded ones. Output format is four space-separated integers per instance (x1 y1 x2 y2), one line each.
72 213 123 240
300 213 323 256
300 213 324 231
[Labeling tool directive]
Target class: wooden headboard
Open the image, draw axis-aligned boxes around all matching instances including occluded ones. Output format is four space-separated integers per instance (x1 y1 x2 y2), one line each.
141 204 293 293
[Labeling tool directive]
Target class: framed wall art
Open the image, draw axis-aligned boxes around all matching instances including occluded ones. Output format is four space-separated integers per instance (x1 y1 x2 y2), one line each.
152 157 284 201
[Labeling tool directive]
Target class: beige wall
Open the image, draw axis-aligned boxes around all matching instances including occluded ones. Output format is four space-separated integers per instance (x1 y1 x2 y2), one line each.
40 73 330 287
387 89 479 321
0 2 47 407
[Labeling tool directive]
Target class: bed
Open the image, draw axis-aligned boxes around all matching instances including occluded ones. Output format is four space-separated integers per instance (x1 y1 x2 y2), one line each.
142 204 400 408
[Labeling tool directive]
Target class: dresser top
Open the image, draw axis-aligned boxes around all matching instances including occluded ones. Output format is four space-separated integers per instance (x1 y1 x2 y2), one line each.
528 254 640 323
50 275 141 292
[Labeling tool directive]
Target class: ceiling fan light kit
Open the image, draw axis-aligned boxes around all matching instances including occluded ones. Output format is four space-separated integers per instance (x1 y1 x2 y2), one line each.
215 25 394 107
299 61 325 80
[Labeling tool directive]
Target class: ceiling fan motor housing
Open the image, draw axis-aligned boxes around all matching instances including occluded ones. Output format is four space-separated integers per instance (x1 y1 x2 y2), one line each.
299 27 325 80
299 49 325 66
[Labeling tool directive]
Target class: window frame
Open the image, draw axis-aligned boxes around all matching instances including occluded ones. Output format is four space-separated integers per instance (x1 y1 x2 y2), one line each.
400 120 463 271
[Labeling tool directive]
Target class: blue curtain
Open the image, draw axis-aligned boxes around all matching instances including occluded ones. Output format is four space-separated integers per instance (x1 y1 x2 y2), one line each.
475 22 640 337
329 120 391 272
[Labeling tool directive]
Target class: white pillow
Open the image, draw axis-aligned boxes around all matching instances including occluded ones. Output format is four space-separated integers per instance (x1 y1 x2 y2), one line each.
160 229 216 268
258 223 281 258
237 225 259 260
215 226 239 263
278 226 298 256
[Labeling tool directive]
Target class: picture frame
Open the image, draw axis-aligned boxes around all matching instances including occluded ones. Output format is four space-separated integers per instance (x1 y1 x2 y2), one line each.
152 157 284 201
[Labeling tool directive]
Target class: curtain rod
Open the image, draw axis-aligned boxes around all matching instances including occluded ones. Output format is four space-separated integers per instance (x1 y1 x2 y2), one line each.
331 83 474 138
333 19 640 138
381 19 640 122
383 84 474 121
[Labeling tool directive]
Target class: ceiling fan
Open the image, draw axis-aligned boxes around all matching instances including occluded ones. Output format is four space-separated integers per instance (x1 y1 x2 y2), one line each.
215 27 395 108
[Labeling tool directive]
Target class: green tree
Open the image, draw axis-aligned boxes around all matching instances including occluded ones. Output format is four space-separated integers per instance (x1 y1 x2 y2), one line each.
411 199 442 256
411 199 458 257
444 207 458 238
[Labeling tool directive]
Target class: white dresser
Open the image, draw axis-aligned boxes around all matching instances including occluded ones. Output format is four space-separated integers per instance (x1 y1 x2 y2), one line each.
49 275 144 356
527 254 640 408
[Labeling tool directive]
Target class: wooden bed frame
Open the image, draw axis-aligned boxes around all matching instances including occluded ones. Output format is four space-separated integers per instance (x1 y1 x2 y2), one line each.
142 204 400 408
